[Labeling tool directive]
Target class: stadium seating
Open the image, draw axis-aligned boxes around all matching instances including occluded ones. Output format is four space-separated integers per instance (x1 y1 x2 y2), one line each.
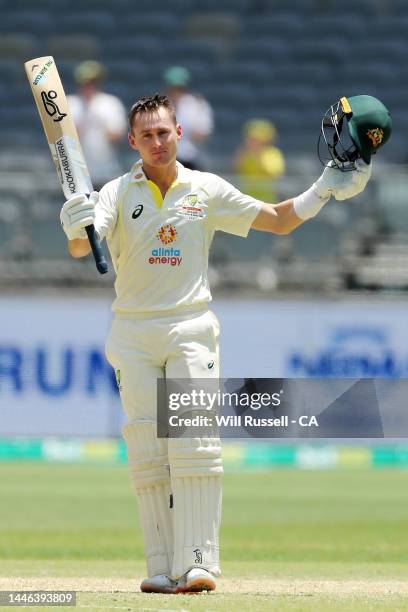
0 34 38 60
117 12 180 37
244 12 304 39
46 35 101 61
0 2 405 161
0 0 407 290
55 11 119 35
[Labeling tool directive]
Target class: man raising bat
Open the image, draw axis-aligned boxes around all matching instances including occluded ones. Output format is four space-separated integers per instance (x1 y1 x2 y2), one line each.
25 56 108 274
60 93 391 594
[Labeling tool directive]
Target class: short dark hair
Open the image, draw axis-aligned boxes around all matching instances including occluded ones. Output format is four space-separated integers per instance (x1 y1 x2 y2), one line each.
128 94 176 130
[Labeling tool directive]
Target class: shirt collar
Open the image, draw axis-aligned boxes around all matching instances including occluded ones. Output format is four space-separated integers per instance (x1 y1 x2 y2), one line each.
175 161 192 184
130 159 192 185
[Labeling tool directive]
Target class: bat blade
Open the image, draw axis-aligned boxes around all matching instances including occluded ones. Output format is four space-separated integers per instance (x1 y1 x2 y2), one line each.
24 56 108 275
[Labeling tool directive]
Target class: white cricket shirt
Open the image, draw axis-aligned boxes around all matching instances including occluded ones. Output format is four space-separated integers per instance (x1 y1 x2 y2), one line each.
95 160 262 314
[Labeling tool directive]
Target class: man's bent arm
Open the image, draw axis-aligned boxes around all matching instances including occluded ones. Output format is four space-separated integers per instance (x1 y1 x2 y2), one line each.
251 200 304 235
251 160 373 235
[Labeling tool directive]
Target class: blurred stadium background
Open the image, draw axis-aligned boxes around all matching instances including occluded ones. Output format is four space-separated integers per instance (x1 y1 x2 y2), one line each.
1 0 408 291
1 2 408 597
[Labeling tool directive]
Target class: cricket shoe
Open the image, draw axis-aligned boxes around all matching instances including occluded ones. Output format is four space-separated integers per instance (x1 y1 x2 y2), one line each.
140 574 177 594
176 568 216 593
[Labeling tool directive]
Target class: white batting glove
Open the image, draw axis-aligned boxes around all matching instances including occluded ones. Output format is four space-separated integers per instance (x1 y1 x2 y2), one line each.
60 191 98 240
314 159 372 201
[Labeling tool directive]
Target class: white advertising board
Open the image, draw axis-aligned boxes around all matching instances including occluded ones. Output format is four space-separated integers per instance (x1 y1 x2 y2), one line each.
1 296 407 436
0 297 119 436
215 299 408 379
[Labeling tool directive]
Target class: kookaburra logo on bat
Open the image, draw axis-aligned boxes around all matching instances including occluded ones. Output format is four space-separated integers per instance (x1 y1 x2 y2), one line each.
41 90 66 122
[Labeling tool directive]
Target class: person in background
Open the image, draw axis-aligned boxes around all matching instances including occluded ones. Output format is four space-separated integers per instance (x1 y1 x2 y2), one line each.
234 119 285 202
68 60 127 189
163 66 213 170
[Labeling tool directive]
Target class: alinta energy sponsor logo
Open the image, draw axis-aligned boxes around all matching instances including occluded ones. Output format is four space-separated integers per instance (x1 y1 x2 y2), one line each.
156 224 177 244
149 223 182 266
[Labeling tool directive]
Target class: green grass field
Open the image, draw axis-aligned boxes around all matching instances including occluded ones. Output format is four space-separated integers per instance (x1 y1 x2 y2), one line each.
1 463 408 611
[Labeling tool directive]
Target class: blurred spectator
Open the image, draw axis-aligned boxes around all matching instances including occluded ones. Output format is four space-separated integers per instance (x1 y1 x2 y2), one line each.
68 61 127 189
234 119 285 202
163 66 213 170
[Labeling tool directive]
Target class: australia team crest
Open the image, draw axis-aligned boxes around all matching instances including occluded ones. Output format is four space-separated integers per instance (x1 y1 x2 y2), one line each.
176 193 205 220
367 127 384 148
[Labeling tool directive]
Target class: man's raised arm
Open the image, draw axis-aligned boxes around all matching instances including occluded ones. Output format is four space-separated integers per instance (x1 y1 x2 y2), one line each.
252 160 372 235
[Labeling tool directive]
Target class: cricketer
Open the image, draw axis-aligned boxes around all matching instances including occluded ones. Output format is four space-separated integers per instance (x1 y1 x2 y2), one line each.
59 93 391 593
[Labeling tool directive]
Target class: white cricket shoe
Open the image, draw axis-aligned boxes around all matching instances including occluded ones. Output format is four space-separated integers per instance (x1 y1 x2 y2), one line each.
140 574 177 594
176 567 216 593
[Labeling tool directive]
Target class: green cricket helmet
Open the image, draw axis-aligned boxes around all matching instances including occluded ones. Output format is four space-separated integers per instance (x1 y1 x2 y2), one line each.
318 95 392 171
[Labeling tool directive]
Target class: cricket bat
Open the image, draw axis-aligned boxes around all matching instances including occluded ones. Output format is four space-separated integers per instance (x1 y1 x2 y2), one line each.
24 56 108 275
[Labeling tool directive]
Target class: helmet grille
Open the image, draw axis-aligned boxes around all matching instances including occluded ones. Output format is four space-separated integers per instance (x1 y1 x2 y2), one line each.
318 99 360 172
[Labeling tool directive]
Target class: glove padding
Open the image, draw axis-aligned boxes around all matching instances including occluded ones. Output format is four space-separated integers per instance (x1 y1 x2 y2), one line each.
60 191 98 241
313 159 372 202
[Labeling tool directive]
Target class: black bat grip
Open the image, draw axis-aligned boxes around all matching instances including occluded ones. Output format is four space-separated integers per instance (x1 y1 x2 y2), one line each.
85 224 108 274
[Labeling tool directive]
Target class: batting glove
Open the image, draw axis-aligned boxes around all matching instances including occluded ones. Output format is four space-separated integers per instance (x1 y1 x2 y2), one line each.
60 191 98 241
313 159 372 201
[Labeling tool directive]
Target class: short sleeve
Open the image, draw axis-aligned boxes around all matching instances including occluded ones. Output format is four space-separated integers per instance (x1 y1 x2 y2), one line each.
208 175 263 237
94 178 121 241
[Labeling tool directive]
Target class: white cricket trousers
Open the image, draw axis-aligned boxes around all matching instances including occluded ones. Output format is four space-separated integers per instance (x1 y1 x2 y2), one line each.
105 306 220 420
105 305 223 579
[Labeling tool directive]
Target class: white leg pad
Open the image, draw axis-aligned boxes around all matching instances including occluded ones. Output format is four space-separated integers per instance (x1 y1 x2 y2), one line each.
123 421 174 577
168 437 223 579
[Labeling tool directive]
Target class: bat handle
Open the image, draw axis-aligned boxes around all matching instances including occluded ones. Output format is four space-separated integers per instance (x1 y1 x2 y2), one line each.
85 224 108 274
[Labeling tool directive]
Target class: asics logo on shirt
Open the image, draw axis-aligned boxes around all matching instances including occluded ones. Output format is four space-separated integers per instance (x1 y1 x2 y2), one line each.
132 205 144 219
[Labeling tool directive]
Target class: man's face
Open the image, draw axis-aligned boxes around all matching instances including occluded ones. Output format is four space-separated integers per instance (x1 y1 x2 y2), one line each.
128 107 182 168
